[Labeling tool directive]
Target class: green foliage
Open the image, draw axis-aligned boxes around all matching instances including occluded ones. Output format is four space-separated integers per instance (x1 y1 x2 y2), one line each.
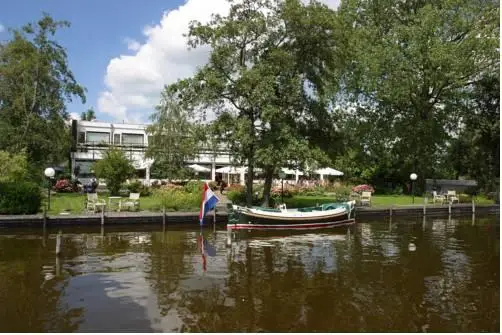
0 14 86 169
93 148 134 195
336 0 499 190
152 188 202 211
173 0 341 205
0 150 29 182
81 107 96 121
146 88 203 180
449 75 499 191
183 180 205 194
0 181 42 214
126 180 152 196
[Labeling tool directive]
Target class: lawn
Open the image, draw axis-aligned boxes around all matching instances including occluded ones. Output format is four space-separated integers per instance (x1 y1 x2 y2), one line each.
282 194 494 209
42 192 495 215
42 192 201 215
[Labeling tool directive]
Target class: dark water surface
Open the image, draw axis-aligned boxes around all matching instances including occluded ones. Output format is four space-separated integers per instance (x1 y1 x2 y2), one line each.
0 215 499 332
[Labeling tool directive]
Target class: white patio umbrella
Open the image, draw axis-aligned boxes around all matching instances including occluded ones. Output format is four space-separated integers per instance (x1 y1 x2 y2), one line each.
215 166 243 184
188 164 211 173
281 167 304 183
314 167 344 181
215 166 242 174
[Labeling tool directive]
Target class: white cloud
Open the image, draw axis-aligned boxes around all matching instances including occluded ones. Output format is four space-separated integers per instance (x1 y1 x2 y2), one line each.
0 24 4 33
69 112 80 120
98 0 340 123
124 38 141 52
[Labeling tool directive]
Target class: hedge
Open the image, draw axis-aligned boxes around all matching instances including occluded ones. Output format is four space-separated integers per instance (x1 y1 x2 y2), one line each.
0 181 42 214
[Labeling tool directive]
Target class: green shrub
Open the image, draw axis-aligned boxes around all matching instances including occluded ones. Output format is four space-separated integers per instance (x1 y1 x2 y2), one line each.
227 190 247 204
333 184 352 201
153 188 202 211
0 181 42 214
93 148 135 195
126 180 152 196
0 150 29 182
183 180 205 194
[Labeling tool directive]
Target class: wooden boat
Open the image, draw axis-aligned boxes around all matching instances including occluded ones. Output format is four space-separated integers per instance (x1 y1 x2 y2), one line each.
228 201 356 231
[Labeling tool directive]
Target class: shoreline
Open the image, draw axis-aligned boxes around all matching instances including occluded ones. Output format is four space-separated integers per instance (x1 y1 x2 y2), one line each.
0 203 498 227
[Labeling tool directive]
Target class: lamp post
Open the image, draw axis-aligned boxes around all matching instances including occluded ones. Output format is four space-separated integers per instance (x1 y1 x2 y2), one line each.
278 171 286 204
410 173 418 204
44 167 55 211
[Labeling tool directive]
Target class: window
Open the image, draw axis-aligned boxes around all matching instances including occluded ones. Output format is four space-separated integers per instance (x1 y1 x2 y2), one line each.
122 133 144 146
86 132 110 144
113 133 121 144
74 160 95 178
78 132 85 143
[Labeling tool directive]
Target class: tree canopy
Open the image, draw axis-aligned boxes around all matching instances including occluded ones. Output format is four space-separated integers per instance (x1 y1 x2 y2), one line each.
0 14 86 173
334 0 499 191
165 0 343 205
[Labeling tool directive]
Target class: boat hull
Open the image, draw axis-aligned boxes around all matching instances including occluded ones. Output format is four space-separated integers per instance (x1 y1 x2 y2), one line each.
228 218 355 231
238 210 350 225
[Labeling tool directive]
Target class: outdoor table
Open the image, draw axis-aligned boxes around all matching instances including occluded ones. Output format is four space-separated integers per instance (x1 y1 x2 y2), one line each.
108 196 122 212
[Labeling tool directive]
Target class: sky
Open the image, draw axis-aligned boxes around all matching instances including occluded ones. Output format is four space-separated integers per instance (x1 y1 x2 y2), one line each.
0 0 340 124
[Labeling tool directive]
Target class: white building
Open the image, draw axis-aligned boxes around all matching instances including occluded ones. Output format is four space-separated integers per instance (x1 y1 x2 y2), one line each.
70 120 234 184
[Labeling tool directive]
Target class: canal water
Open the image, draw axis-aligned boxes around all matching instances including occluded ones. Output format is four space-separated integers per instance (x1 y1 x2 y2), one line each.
0 215 498 332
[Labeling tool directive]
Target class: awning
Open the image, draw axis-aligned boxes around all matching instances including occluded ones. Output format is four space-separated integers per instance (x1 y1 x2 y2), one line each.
188 164 211 173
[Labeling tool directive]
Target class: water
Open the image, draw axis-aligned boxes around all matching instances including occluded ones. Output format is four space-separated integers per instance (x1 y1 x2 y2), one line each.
0 215 498 332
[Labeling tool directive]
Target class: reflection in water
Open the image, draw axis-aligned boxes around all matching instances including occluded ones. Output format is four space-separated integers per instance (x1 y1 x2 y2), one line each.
0 215 498 332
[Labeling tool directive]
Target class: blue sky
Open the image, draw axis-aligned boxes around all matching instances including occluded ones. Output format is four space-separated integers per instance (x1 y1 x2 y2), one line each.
0 0 339 123
0 0 185 122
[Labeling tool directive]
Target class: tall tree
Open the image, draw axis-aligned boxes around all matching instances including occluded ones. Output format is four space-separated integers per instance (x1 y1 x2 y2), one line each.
336 0 499 190
0 14 86 171
449 74 499 191
172 0 342 205
146 87 203 181
81 107 96 121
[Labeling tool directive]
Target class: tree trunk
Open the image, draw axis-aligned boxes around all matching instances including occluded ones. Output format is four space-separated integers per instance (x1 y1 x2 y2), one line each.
245 158 254 207
261 166 274 207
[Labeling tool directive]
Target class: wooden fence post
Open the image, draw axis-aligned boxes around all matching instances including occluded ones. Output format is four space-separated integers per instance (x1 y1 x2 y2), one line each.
56 230 62 256
162 207 166 229
100 206 105 225
226 224 232 247
43 208 47 228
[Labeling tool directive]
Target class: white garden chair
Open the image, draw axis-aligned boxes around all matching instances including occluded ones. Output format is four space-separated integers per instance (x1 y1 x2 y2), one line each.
447 190 459 204
86 193 106 212
122 193 140 211
432 191 446 204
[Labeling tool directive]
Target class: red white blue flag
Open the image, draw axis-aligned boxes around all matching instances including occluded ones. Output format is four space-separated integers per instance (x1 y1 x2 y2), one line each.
199 182 219 225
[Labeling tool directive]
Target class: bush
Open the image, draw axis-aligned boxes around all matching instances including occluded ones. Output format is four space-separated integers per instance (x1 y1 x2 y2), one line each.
54 179 74 193
0 150 28 182
330 184 352 201
153 188 202 211
93 148 135 195
183 180 205 194
227 190 247 204
352 184 375 193
126 180 152 196
0 181 42 214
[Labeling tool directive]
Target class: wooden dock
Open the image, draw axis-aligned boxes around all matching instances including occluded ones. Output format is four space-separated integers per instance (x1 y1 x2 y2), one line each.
0 203 498 228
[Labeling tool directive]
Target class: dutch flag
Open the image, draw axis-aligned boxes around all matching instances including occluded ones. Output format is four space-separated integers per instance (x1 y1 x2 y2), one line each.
199 182 219 225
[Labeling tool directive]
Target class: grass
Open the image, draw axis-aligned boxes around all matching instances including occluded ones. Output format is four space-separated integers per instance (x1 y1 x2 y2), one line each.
42 192 495 215
282 194 494 209
43 192 201 215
